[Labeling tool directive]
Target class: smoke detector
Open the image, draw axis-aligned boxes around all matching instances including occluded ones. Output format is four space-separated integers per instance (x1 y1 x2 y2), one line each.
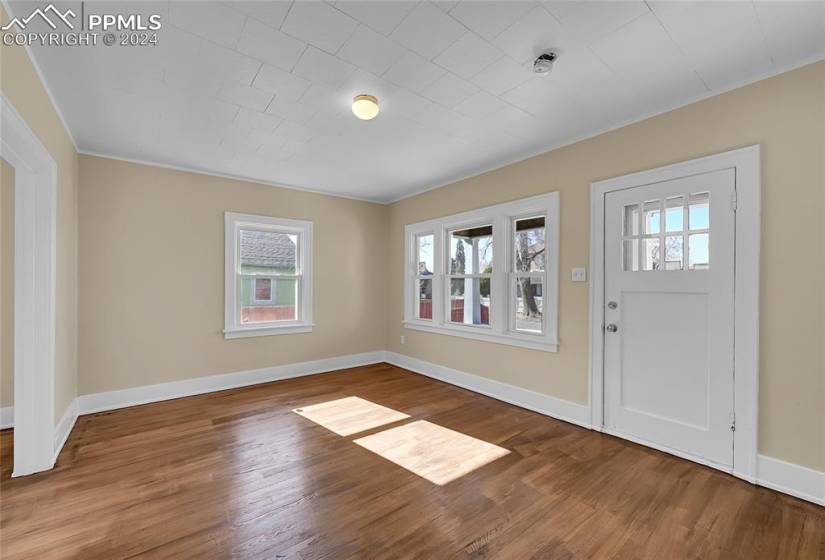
533 52 557 75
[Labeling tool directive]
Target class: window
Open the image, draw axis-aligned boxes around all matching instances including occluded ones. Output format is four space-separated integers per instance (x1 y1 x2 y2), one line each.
224 213 312 338
448 225 492 326
404 193 559 352
415 233 434 320
622 192 710 272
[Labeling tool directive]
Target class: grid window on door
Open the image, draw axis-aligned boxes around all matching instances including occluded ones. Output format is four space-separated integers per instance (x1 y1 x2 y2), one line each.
415 233 434 320
448 225 492 326
623 192 710 272
513 216 545 334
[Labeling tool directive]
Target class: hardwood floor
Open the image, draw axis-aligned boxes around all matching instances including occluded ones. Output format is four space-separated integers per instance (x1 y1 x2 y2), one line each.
0 363 822 559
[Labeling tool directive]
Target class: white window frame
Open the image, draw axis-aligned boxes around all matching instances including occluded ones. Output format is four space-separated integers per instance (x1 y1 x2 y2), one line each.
404 193 559 352
224 212 313 339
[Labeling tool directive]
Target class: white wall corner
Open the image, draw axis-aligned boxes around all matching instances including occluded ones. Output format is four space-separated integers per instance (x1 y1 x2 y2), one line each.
757 455 825 507
384 351 592 429
0 406 13 430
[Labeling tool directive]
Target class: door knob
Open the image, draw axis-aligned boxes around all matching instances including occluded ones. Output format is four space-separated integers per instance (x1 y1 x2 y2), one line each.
606 324 618 333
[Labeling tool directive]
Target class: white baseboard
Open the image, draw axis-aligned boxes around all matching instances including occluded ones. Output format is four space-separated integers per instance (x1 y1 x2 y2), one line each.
53 398 78 464
0 406 12 429
77 351 387 415
384 351 591 429
757 454 825 506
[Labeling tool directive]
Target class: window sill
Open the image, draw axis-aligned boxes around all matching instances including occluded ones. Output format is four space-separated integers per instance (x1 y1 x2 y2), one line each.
403 321 558 352
223 323 314 339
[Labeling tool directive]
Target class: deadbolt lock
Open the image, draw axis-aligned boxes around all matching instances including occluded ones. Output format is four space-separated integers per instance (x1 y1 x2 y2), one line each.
607 301 618 310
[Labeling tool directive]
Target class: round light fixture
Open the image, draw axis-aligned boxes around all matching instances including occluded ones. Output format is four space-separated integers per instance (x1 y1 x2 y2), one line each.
352 94 379 120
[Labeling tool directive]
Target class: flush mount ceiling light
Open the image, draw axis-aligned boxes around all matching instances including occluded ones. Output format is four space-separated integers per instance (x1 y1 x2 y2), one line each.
352 94 379 120
533 52 558 75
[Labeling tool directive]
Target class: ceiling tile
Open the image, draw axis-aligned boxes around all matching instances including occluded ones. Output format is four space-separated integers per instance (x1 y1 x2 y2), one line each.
453 91 511 118
541 1 649 47
421 72 479 107
432 1 459 13
224 1 292 29
494 5 567 64
650 1 772 92
471 55 533 96
252 65 312 102
382 51 447 92
236 18 307 71
292 47 356 89
338 25 406 76
590 12 706 92
265 95 317 125
281 1 359 54
333 1 418 35
433 32 503 80
215 82 273 112
161 26 262 86
234 108 283 133
390 2 466 60
753 1 825 69
449 1 536 40
169 1 246 48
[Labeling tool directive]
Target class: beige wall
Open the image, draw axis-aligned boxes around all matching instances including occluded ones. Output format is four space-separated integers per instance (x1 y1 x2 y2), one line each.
387 61 825 472
1 159 13 408
78 156 387 394
1 7 79 425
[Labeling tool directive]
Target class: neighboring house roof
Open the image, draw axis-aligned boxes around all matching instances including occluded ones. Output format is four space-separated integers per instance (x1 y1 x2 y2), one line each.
240 230 296 268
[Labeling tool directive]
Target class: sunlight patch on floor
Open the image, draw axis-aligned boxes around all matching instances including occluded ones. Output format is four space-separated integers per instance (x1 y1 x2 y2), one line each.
292 396 410 436
353 420 510 485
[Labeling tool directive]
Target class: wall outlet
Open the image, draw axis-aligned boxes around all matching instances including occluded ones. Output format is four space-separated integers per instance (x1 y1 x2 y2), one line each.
571 267 587 282
400 335 405 345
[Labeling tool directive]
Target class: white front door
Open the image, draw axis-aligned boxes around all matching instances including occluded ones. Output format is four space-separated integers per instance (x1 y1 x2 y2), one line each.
603 168 736 467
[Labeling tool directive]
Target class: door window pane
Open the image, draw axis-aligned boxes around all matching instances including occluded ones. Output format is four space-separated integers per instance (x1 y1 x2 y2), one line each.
514 217 545 272
623 239 639 271
624 204 639 236
688 233 710 270
241 278 297 324
450 225 493 274
665 196 684 232
514 277 543 333
641 238 660 271
643 201 660 234
664 235 683 270
416 234 434 276
689 193 710 230
449 278 490 325
417 279 432 319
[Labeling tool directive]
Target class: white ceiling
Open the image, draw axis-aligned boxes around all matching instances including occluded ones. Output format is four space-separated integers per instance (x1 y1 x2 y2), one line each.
10 1 825 202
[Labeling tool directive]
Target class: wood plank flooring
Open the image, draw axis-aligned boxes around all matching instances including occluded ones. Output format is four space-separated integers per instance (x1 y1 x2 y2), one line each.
0 363 822 559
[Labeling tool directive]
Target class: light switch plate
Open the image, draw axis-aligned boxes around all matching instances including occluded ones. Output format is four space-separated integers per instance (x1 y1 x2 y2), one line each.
571 268 587 282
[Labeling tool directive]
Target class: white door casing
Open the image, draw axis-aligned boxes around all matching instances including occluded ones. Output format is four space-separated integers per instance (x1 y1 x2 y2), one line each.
603 169 735 467
589 146 761 481
0 93 57 476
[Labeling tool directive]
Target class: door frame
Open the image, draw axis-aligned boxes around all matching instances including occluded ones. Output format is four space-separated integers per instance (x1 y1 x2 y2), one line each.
588 145 761 482
0 93 57 476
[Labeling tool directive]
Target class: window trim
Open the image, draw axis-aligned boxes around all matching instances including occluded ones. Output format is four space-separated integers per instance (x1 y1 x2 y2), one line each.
404 193 559 352
224 212 313 339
